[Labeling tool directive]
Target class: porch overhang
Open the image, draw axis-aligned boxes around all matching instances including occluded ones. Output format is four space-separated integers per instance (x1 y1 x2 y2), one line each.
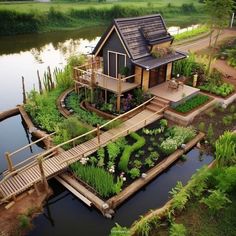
132 51 187 70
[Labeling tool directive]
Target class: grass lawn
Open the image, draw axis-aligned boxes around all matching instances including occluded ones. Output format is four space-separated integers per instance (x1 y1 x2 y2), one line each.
0 0 208 36
0 0 203 13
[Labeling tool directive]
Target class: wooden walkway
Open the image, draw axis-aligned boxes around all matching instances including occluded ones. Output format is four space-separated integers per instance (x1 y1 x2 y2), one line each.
0 108 163 203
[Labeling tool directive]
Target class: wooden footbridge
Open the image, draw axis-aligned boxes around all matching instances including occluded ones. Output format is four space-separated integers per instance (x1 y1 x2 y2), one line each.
0 97 167 203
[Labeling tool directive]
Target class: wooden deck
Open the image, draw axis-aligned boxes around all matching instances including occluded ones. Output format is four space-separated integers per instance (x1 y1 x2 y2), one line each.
0 108 163 202
148 81 200 103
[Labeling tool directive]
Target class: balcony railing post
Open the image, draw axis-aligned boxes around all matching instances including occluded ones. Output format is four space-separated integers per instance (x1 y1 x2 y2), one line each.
116 74 122 113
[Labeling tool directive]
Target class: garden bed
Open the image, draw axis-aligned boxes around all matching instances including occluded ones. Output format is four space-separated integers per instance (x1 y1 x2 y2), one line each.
67 119 203 212
192 101 236 146
169 93 212 115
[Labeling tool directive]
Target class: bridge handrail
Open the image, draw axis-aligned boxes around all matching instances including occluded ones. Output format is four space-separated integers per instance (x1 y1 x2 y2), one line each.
60 106 165 165
9 132 56 158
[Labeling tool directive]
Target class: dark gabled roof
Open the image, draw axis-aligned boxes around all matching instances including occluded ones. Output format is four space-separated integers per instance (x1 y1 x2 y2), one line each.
93 14 173 60
132 51 187 70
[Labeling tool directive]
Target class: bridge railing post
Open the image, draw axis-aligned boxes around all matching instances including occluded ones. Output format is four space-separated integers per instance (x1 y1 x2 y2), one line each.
37 157 49 193
97 124 100 145
5 152 14 173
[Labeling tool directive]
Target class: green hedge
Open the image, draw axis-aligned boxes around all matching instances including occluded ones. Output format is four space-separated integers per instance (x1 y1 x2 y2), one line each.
118 132 145 172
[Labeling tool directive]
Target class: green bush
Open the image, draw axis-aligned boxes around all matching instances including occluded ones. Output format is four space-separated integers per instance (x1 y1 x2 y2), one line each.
118 133 145 172
129 168 140 179
173 94 209 113
160 126 196 155
70 162 119 197
53 117 91 149
18 214 30 229
169 223 187 236
215 131 236 167
199 82 234 97
67 92 106 126
200 190 231 213
25 88 64 132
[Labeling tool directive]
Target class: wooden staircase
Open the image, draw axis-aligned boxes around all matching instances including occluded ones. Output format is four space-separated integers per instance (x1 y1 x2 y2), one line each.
146 97 170 113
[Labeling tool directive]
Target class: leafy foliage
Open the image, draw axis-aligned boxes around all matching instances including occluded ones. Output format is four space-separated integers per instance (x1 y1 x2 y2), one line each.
118 132 145 172
169 223 187 236
200 190 231 213
70 162 120 197
110 223 130 236
215 131 236 167
53 117 91 149
173 94 209 113
129 168 140 179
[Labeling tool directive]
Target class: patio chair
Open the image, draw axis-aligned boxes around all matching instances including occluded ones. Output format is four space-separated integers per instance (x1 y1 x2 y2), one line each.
168 79 179 89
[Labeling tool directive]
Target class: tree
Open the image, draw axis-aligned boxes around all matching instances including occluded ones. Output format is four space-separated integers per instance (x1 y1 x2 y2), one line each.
206 0 234 74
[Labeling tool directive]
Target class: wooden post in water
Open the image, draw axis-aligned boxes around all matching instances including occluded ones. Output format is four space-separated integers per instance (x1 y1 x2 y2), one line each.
21 76 26 104
116 74 122 113
37 70 43 94
34 183 40 196
37 157 49 193
5 152 14 173
97 124 100 145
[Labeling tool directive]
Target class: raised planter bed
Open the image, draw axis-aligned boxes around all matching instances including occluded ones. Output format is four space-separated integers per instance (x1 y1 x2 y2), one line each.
67 120 204 215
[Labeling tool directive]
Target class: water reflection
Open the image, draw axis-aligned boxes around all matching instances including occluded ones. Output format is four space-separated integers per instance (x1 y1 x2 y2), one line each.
0 26 104 111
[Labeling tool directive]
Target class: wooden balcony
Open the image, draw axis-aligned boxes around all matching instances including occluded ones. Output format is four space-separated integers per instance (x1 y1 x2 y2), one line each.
74 67 140 94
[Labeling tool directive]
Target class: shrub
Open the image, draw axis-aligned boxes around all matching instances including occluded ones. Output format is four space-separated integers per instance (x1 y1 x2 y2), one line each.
215 131 236 167
199 82 234 97
129 168 140 179
25 88 64 132
149 151 159 161
70 162 118 197
53 117 91 149
110 223 130 236
160 126 196 155
200 190 231 213
173 94 209 113
145 158 155 168
198 121 205 132
181 3 196 13
169 223 187 236
118 133 145 172
222 115 233 126
133 160 142 169
206 123 214 144
97 147 105 168
67 92 106 126
18 214 30 229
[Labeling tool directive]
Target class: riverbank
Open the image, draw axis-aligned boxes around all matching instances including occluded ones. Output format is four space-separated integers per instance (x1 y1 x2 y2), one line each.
0 2 207 36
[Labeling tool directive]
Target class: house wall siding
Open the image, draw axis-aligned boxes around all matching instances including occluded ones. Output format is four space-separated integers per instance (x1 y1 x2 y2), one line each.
142 70 150 91
166 63 172 80
102 30 132 77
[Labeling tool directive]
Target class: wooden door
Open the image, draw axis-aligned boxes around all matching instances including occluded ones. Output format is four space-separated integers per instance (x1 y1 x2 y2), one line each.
108 52 116 77
148 65 167 88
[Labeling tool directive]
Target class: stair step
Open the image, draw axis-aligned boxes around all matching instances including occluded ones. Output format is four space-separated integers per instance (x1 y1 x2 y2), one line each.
146 104 163 112
153 97 170 105
150 101 165 108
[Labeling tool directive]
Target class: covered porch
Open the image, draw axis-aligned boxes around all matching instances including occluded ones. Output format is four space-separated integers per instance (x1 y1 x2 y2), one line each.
148 81 200 105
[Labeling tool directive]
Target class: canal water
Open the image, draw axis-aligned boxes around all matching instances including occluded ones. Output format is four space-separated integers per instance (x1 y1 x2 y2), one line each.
29 149 213 236
0 25 212 236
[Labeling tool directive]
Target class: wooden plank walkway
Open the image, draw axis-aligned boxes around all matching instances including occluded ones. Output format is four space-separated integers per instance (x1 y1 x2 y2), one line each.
0 109 163 202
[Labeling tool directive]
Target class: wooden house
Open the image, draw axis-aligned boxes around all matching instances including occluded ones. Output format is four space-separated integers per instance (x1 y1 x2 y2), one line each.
92 14 186 91
74 14 199 112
